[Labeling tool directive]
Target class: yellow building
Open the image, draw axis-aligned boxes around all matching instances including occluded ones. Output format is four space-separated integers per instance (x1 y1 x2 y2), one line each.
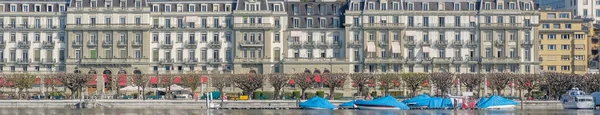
539 10 591 74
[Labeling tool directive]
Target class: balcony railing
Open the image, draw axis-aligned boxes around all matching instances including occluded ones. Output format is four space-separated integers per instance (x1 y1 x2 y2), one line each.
378 41 388 47
452 40 463 48
303 41 315 49
117 40 128 47
239 40 263 47
132 40 142 47
233 23 274 29
87 40 97 47
185 40 197 49
479 23 525 29
521 39 534 47
0 41 6 48
494 40 505 47
209 41 221 49
17 41 30 49
42 41 55 49
68 58 149 65
72 40 83 47
404 39 417 48
364 57 405 63
435 40 448 48
348 41 362 48
362 23 406 29
102 40 113 47
282 58 347 63
290 42 302 49
161 41 173 49
467 40 478 48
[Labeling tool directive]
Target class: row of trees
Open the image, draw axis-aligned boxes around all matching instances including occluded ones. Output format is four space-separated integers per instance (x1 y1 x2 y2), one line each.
1 72 599 100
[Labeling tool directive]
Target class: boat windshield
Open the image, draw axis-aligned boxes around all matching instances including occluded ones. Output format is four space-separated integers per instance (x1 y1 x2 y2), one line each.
577 99 593 102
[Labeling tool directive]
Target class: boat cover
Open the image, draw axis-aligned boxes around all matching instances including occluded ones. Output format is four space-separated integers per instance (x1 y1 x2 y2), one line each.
402 94 431 106
476 95 519 109
299 96 336 109
355 95 410 110
427 97 454 108
339 100 356 108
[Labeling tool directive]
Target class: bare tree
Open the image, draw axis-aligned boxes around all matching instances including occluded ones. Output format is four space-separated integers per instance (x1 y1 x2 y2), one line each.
487 73 513 95
158 74 177 99
211 73 230 99
182 73 203 93
582 73 600 93
378 73 401 96
292 73 315 99
401 73 429 97
268 73 288 100
6 74 37 99
430 72 454 96
350 73 376 97
44 75 59 93
544 72 583 100
457 73 484 93
321 73 346 100
55 73 92 99
516 74 541 100
231 73 265 100
130 74 150 100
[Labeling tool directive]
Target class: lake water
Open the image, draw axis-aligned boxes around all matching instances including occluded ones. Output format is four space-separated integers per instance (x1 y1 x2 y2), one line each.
0 108 598 115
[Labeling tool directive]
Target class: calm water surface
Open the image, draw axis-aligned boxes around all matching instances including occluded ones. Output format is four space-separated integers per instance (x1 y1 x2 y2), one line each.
0 108 598 115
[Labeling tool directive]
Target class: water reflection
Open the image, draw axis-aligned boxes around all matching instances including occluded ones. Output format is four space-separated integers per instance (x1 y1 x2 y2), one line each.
0 108 598 115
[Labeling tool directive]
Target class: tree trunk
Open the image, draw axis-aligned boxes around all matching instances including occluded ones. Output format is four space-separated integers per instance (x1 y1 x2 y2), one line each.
273 88 281 100
384 88 389 96
218 88 224 99
329 87 335 100
497 89 502 96
301 88 306 99
358 85 364 97
247 90 253 100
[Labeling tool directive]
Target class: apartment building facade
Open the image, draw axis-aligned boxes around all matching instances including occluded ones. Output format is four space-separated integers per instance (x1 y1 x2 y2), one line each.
536 0 600 23
0 0 68 73
539 10 590 74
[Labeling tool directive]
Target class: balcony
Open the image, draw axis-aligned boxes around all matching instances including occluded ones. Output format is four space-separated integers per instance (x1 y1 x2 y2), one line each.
316 41 329 49
330 41 342 48
161 41 173 49
378 41 388 47
408 23 476 29
209 41 221 49
289 41 303 49
42 41 55 49
303 41 315 49
282 58 348 64
494 40 505 48
433 57 453 64
233 23 274 30
131 40 142 47
479 23 525 29
451 40 463 48
87 40 98 47
159 58 175 64
452 57 466 63
102 41 113 47
364 57 405 64
66 24 151 31
348 41 362 48
467 40 478 48
185 40 197 49
185 58 198 65
233 58 269 64
421 57 433 64
117 40 128 47
482 56 521 64
17 58 29 64
0 24 58 31
67 58 149 65
239 40 263 47
421 40 431 46
404 39 417 48
208 58 223 64
42 59 56 64
17 41 30 49
521 39 534 48
434 40 448 48
406 57 419 64
362 23 406 29
72 41 83 47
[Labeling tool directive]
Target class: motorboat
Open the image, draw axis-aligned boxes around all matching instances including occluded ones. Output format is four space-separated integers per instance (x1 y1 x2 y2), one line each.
402 94 431 108
299 96 337 110
476 95 519 110
354 95 410 110
338 100 357 109
561 88 595 109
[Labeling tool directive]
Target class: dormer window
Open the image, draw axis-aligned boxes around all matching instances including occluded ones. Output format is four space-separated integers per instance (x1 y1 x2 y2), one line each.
105 1 112 7
306 5 312 15
213 4 219 12
274 4 281 12
319 5 325 15
393 2 399 10
165 5 171 12
381 3 387 10
47 5 53 12
423 3 429 11
408 3 414 11
352 3 359 11
509 2 516 9
469 3 475 10
245 3 259 11
10 5 16 12
525 3 531 10
368 2 374 10
23 5 29 12
292 4 298 15
59 5 65 12
152 5 159 12
177 5 183 12
497 3 503 10
75 1 82 8
120 1 126 8
225 4 231 12
454 3 460 11
91 0 97 7
189 5 196 12
35 5 41 12
439 2 444 11
135 0 141 8
485 2 491 10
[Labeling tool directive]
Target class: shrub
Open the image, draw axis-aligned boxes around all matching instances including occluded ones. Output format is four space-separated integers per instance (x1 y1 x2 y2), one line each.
252 91 262 100
371 91 377 97
262 91 274 100
333 92 344 99
292 91 301 98
316 91 325 98
283 92 293 98
305 92 316 98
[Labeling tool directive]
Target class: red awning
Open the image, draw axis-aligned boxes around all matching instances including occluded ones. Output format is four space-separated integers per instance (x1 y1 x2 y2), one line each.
289 79 295 85
314 75 321 83
0 78 4 86
201 76 208 83
35 78 41 85
88 76 97 86
150 76 158 84
423 80 429 87
174 76 182 84
103 74 109 83
118 75 127 86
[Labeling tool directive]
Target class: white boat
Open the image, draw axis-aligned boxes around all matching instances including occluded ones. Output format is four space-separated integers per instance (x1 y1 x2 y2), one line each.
356 105 402 110
485 105 517 110
302 107 336 110
561 88 595 109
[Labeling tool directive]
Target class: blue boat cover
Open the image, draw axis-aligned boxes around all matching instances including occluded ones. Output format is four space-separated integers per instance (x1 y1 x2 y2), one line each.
339 100 356 108
476 95 519 109
402 94 431 106
441 98 454 108
299 96 336 109
355 95 410 110
476 98 488 106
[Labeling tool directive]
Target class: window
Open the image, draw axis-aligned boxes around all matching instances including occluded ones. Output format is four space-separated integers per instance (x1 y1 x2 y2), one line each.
23 5 29 12
562 34 570 39
549 34 556 39
165 5 171 12
559 13 570 18
575 34 585 39
575 55 585 60
454 3 460 11
423 3 429 11
565 24 572 29
542 24 550 29
561 44 570 50
562 66 570 71
393 2 400 10
408 3 414 10
509 3 515 9
548 45 556 50
597 9 600 17
548 13 556 19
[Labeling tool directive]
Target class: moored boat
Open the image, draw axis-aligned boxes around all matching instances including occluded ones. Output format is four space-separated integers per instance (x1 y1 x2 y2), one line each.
354 95 410 110
561 88 595 109
476 95 519 110
339 100 357 109
299 96 336 110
